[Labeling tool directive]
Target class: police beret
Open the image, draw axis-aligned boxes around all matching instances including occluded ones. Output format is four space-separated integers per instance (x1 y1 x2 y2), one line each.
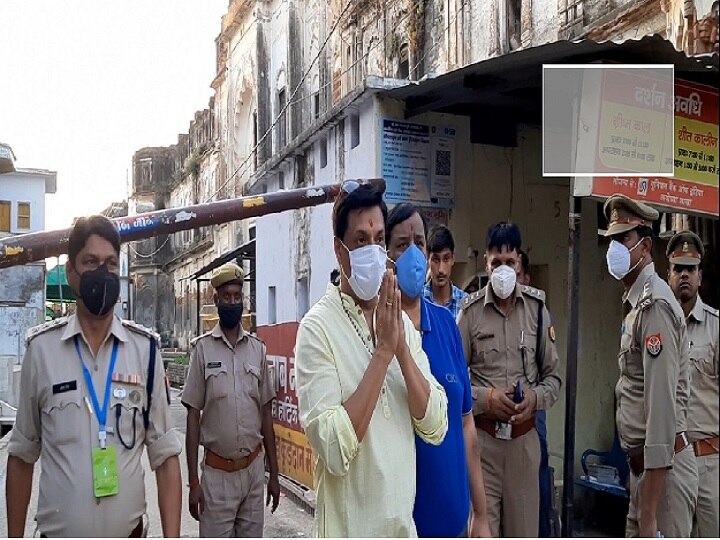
210 263 244 289
666 230 704 265
603 193 659 237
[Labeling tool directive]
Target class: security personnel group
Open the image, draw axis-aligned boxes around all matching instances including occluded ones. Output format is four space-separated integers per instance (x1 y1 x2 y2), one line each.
5 188 718 538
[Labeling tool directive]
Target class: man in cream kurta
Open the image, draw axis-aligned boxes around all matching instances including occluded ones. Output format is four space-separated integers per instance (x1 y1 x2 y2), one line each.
296 283 448 537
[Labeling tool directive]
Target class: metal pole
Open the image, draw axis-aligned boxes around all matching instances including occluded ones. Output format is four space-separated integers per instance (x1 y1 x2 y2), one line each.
56 257 63 310
561 195 582 538
195 278 201 338
0 179 385 268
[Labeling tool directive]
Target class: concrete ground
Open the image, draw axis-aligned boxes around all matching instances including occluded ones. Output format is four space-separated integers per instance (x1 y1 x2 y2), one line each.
0 388 315 538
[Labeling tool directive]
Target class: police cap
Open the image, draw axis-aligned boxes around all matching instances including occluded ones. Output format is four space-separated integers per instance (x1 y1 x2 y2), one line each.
210 263 244 290
666 230 704 265
603 193 659 237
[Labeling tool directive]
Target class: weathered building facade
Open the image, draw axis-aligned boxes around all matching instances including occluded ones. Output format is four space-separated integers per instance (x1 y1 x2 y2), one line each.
127 0 718 509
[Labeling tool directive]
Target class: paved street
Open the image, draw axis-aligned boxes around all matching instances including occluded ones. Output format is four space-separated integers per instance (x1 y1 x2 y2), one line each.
0 388 314 538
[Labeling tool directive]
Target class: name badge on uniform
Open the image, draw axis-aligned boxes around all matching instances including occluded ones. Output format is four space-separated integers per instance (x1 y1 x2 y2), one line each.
496 422 512 440
207 361 222 368
52 380 77 394
92 446 119 498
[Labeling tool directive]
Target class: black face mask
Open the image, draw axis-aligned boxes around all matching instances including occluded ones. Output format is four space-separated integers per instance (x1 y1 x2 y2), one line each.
217 303 243 329
79 265 120 317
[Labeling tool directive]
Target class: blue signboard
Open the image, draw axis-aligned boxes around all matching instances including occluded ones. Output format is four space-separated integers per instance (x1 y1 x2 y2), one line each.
381 119 455 207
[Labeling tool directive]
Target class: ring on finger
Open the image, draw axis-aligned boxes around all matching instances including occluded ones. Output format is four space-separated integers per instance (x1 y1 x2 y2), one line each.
386 301 393 307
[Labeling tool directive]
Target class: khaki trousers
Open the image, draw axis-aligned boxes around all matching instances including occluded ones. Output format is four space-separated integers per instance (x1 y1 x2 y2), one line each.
692 453 719 538
477 427 540 537
626 446 699 538
199 456 266 538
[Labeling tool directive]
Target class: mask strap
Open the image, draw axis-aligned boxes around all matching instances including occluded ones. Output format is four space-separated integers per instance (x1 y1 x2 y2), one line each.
628 237 645 253
337 240 351 283
626 237 647 274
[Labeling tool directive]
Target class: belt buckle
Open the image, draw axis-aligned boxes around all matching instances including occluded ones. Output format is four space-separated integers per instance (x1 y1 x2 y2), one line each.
495 422 512 440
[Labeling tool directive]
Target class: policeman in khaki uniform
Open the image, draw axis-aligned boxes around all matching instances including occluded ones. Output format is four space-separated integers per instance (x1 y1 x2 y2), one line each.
183 263 280 538
6 215 182 538
603 194 698 537
457 222 562 538
666 231 719 537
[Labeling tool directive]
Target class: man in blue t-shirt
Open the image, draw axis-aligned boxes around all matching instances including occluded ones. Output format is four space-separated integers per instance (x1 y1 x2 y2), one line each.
387 203 490 537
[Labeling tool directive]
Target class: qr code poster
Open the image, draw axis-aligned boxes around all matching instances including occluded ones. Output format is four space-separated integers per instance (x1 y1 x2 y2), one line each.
381 119 455 207
431 129 455 200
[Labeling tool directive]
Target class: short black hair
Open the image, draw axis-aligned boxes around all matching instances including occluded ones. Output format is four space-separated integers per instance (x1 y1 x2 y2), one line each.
386 203 427 246
332 182 387 241
68 215 121 265
486 222 522 252
427 224 455 254
518 249 530 274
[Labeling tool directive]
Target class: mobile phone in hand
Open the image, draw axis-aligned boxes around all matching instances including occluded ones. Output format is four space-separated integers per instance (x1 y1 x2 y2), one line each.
513 380 524 404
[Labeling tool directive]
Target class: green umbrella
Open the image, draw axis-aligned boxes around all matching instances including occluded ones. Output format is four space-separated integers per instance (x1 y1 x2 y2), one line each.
46 264 76 302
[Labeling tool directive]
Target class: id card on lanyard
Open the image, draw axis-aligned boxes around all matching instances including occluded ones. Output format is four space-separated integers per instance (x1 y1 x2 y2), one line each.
75 335 120 498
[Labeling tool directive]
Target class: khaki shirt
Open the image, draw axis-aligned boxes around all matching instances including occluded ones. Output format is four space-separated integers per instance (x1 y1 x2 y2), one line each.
457 284 562 415
182 324 275 460
8 315 181 538
615 263 690 470
686 297 719 442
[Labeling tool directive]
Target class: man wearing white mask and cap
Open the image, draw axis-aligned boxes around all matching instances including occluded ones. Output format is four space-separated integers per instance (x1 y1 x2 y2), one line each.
457 222 561 537
603 194 698 538
294 180 448 537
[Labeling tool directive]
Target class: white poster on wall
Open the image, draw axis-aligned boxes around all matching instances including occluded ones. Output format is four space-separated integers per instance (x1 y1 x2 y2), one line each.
381 119 455 208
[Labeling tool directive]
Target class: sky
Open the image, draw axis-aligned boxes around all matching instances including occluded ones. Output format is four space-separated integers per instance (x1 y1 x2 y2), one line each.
0 0 228 232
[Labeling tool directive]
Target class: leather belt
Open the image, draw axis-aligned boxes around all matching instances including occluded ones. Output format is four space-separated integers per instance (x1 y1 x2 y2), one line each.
627 432 689 476
41 520 143 538
205 445 262 473
692 436 719 457
475 415 535 440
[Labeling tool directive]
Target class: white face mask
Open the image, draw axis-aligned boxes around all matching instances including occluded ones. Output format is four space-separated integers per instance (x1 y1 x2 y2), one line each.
340 242 387 301
606 239 644 280
490 264 517 299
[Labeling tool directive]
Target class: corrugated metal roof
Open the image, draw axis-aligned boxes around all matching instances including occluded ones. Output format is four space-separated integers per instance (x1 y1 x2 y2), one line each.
385 35 717 119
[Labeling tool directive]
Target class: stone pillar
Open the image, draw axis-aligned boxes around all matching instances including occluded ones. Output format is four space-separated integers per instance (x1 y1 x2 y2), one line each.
489 0 500 56
521 0 533 48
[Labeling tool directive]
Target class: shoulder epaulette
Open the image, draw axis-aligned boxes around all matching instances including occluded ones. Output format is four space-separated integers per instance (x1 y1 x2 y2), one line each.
190 330 213 347
121 319 160 341
521 285 546 304
460 289 483 311
25 317 68 344
638 278 654 311
703 304 719 318
245 332 265 345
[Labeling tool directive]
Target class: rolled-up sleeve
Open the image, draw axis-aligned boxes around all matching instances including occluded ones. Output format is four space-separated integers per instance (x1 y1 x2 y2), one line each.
145 338 182 470
180 344 205 411
260 343 276 406
404 316 448 445
8 344 41 464
641 301 679 470
295 317 359 477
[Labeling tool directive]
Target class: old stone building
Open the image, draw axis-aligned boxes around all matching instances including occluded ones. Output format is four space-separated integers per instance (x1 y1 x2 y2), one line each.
127 0 718 514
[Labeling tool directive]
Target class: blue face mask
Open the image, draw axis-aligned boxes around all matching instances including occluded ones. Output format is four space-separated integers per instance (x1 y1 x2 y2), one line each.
395 243 427 299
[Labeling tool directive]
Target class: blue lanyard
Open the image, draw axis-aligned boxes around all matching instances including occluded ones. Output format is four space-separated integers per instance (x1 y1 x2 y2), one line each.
74 336 119 448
